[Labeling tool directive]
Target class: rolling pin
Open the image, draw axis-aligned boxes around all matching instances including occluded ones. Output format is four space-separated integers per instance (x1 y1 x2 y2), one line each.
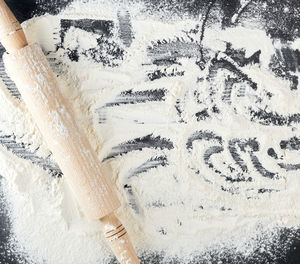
0 1 140 263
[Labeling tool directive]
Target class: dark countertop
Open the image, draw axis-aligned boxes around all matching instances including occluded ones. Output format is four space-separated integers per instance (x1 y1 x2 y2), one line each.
0 1 300 263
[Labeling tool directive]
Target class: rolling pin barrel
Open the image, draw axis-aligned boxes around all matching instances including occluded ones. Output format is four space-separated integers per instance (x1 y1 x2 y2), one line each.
0 0 120 220
0 1 139 263
5 43 121 220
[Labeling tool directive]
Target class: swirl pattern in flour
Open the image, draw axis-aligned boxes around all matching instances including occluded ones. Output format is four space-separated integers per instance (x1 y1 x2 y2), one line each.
0 1 299 263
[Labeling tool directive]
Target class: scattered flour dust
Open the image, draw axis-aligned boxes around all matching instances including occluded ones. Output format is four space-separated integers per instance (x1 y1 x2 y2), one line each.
0 1 300 264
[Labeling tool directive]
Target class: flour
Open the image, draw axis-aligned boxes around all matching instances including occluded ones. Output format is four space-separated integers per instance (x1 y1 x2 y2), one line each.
0 1 300 263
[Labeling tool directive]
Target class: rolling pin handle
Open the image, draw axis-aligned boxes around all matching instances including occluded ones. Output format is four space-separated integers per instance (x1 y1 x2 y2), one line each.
101 212 140 264
0 0 27 53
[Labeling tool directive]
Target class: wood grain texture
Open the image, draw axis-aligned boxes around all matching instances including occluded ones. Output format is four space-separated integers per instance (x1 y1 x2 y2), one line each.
4 43 121 220
101 212 140 264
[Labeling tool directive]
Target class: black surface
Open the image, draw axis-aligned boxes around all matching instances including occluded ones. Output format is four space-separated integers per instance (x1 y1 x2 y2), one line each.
0 0 300 263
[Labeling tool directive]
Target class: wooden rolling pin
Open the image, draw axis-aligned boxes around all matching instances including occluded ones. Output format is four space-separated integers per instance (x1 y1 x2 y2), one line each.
0 1 140 263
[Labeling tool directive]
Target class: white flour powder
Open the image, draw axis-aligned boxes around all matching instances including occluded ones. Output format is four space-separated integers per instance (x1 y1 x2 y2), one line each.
0 1 300 263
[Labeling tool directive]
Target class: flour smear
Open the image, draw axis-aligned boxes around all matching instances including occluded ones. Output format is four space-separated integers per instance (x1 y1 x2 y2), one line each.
0 1 300 263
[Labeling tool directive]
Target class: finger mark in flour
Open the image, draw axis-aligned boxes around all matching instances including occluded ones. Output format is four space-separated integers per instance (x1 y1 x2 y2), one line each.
97 89 167 123
147 68 185 81
186 130 222 150
187 131 284 194
250 153 277 179
187 131 242 189
147 38 200 62
228 138 277 179
123 184 140 214
228 139 250 173
117 10 133 48
146 200 166 208
0 46 21 99
0 131 62 177
204 145 249 184
151 57 182 67
127 155 168 179
278 163 300 171
249 108 300 126
222 77 238 105
203 145 224 173
123 156 169 214
106 89 166 106
208 57 258 91
103 134 173 161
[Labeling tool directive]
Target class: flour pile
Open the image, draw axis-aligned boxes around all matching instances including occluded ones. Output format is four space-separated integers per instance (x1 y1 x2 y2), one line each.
0 1 300 263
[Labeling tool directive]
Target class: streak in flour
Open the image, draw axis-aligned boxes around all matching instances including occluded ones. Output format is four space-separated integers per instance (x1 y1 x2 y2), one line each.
0 1 299 263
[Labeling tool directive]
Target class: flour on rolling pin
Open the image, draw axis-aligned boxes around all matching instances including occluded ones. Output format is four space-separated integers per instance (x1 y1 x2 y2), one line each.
4 43 121 221
0 0 300 264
